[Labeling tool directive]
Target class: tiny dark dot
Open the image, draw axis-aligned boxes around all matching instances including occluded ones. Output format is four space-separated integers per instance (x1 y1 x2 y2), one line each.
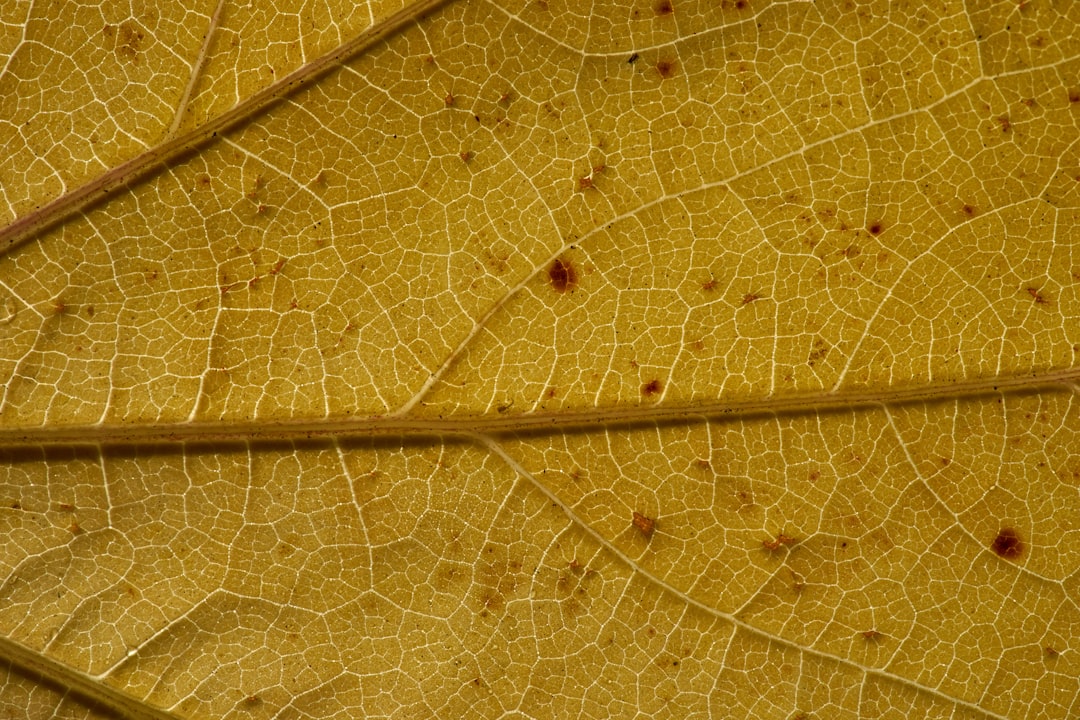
628 52 639 64
548 257 578 293
654 0 673 15
641 379 662 396
735 0 748 8
991 527 1023 560
868 222 883 235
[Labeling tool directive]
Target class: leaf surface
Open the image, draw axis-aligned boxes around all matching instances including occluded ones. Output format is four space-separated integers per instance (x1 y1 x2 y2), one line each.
1 0 1079 717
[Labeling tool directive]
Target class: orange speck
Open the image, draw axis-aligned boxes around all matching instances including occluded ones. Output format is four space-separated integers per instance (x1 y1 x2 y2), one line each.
633 511 655 539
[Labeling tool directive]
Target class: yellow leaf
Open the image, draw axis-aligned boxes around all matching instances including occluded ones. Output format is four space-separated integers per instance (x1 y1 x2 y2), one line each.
2 0 1079 718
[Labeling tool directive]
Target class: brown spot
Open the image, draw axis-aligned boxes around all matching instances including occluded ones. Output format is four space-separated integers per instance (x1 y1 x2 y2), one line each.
633 511 655 539
762 533 797 550
548 258 578 292
114 21 145 63
1069 88 1080 103
444 93 455 106
991 527 1023 559
998 115 1011 132
962 204 976 217
701 278 718 291
10 501 22 510
735 0 748 8
628 53 639 64
641 379 662 396
51 298 67 315
808 337 830 366
868 222 883 235
654 0 674 15
861 630 884 641
656 59 677 79
1027 287 1049 304
69 522 82 535
242 695 262 707
578 175 593 191
740 292 761 306
84 305 95 317
1045 646 1059 658
459 150 473 163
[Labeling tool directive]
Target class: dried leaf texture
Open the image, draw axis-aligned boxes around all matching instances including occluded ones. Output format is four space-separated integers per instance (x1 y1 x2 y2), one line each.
1 0 1079 718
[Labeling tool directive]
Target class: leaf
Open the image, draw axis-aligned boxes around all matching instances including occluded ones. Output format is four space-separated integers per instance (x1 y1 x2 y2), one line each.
1 0 1079 717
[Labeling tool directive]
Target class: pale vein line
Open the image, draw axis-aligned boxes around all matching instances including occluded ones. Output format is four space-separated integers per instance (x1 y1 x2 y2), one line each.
0 634 184 720
5 367 1079 447
166 0 227 140
475 432 1009 720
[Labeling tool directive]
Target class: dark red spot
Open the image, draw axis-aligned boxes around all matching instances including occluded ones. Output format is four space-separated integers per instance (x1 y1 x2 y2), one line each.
998 115 1011 132
962 204 976 217
641 379 662 396
991 527 1023 560
548 258 577 293
868 222 883 235
656 60 676 79
735 0 748 8
654 0 673 15
1069 89 1080 103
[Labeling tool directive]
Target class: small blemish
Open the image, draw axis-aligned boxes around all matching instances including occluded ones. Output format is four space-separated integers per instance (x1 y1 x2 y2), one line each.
1026 287 1049 304
868 222 883 235
656 59 677 79
628 53 639 64
740 292 761 306
762 533 797 550
548 258 578 293
991 527 1023 560
641 379 662 396
654 0 673 15
633 511 655 539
